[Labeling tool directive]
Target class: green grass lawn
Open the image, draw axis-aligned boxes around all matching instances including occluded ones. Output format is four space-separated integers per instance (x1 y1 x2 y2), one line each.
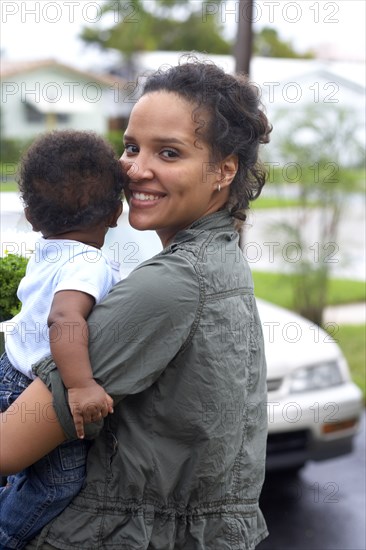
335 324 366 402
252 271 365 309
0 161 18 189
269 166 366 193
0 181 17 192
252 196 312 209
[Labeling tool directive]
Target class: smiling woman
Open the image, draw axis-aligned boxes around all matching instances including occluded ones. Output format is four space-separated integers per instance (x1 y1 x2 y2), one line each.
122 91 238 246
1 59 272 550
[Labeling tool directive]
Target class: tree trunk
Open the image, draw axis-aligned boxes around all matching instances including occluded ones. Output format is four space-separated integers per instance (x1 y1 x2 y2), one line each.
234 0 253 75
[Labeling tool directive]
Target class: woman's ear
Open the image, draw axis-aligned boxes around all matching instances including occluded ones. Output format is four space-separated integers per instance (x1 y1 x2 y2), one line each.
219 154 238 188
107 202 123 228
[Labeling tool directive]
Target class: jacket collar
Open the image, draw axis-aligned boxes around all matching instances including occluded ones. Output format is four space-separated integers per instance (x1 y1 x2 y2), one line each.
171 210 235 246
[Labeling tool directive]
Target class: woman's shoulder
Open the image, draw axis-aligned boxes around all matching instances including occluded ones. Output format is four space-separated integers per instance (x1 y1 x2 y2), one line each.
108 251 200 309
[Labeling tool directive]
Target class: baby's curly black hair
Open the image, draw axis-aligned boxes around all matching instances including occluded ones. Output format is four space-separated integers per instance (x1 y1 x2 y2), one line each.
18 130 125 235
142 58 272 222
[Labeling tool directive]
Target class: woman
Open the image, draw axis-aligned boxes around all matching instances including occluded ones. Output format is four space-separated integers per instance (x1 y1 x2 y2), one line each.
1 59 272 549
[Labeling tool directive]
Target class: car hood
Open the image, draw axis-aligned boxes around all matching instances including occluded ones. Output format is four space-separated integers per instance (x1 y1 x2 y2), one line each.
256 298 341 379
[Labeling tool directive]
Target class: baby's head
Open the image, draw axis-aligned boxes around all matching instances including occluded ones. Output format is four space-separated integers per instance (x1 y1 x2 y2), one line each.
18 130 125 235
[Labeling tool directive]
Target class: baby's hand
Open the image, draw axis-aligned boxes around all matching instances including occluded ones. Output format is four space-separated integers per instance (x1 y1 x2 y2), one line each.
67 381 114 439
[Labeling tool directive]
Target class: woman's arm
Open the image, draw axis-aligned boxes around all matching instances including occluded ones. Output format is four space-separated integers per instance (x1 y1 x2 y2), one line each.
0 377 66 475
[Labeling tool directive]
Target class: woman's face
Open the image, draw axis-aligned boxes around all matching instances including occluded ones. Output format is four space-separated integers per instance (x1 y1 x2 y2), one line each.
121 91 230 247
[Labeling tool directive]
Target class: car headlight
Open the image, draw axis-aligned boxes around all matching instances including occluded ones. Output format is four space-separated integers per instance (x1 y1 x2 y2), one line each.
289 361 343 393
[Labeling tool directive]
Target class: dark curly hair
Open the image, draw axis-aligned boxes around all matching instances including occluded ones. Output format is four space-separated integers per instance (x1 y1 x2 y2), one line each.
142 58 272 222
17 130 126 235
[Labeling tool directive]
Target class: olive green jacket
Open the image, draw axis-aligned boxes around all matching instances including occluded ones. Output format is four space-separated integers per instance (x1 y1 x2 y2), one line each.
32 210 268 549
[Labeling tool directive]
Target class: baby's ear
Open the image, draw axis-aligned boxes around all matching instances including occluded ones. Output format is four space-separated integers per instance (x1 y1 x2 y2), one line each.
24 207 41 232
108 202 123 228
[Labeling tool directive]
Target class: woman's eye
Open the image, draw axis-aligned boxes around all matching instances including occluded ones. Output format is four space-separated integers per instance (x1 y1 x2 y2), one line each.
124 144 139 154
161 149 179 159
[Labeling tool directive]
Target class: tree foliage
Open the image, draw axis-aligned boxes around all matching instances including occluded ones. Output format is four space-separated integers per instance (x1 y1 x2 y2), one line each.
81 0 231 58
269 105 363 325
80 1 310 59
253 27 314 59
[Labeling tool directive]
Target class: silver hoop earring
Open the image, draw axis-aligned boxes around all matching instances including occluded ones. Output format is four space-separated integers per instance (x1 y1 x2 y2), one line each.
217 183 221 192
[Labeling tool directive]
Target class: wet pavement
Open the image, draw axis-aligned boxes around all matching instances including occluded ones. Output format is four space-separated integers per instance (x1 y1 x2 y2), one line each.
258 412 366 550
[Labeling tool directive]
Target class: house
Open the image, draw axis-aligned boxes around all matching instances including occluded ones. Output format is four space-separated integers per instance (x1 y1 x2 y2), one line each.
2 54 364 163
131 52 366 163
0 59 130 139
131 51 365 111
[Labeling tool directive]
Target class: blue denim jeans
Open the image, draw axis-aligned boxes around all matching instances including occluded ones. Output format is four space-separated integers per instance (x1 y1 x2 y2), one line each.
0 353 90 550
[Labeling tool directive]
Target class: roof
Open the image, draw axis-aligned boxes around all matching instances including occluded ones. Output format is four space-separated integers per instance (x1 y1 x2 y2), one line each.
2 54 364 99
134 52 366 91
0 59 126 87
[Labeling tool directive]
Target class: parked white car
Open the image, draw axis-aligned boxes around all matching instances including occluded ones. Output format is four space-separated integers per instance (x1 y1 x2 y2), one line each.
257 298 363 471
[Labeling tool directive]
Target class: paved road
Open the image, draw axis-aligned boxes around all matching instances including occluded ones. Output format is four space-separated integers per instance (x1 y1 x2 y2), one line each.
244 193 366 281
258 412 366 550
2 192 365 281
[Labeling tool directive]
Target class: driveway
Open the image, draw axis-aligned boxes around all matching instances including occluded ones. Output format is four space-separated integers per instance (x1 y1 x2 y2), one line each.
258 412 366 550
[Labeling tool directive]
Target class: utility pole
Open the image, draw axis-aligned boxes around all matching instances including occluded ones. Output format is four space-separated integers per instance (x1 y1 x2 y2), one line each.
234 0 253 75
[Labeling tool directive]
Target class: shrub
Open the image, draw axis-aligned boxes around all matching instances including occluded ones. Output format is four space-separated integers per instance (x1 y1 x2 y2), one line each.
105 131 125 157
0 138 33 164
0 254 29 321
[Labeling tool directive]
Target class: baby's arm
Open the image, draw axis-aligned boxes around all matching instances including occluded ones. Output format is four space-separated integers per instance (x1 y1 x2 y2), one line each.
48 290 113 439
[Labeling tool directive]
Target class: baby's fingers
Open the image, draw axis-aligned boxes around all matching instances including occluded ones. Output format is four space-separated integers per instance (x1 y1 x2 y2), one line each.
106 393 114 414
72 411 85 439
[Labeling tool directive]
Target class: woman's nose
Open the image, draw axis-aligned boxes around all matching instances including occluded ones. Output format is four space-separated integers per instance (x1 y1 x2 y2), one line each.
120 156 153 181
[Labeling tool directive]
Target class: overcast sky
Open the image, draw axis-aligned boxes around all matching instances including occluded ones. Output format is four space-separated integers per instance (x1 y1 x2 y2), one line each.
1 0 365 71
